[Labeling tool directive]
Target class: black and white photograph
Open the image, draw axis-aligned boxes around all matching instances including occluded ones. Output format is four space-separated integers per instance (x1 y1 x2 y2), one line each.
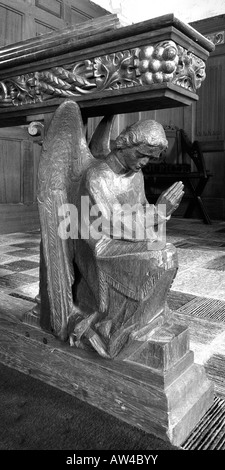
0 0 224 463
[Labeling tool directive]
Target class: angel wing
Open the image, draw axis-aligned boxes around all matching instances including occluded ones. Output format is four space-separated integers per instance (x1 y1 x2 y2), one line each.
89 114 115 159
38 99 94 340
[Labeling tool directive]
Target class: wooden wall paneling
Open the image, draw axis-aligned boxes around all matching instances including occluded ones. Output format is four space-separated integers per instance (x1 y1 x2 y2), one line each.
34 19 56 36
0 0 109 42
140 110 157 121
20 137 24 204
69 0 109 19
0 125 39 232
0 126 29 140
34 6 65 35
196 62 223 141
35 0 63 19
190 15 225 220
22 140 34 203
34 0 109 30
190 15 225 38
23 18 35 43
0 136 40 234
34 5 65 27
23 0 62 40
0 0 110 233
0 140 7 203
70 6 92 25
62 2 73 25
0 2 24 46
155 107 184 129
0 138 21 203
63 0 108 26
33 142 41 202
123 112 141 127
195 55 225 220
0 0 33 12
0 203 39 234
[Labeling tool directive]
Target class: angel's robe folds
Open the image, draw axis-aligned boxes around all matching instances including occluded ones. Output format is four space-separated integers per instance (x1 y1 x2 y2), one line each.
74 157 177 315
77 158 169 245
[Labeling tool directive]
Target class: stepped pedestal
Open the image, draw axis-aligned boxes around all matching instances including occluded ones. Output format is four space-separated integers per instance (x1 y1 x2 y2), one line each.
0 307 213 447
119 320 214 445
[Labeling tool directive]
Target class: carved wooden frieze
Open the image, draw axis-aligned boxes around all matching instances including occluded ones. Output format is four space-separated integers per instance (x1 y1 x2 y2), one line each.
0 40 206 107
205 31 225 46
0 14 215 116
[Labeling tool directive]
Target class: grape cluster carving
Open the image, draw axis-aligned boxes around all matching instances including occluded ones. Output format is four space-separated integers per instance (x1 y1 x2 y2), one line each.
137 41 179 85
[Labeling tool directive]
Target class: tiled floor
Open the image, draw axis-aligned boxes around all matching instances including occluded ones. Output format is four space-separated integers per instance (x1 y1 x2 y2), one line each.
166 218 225 402
0 219 225 399
0 231 40 317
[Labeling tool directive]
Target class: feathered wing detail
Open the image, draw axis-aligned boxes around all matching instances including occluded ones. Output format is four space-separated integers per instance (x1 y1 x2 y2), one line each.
38 99 94 340
89 114 115 159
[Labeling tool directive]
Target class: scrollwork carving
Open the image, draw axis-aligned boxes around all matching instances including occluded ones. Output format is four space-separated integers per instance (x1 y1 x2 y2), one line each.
28 121 45 145
94 49 140 90
174 47 206 92
0 40 206 107
0 73 41 106
205 31 224 46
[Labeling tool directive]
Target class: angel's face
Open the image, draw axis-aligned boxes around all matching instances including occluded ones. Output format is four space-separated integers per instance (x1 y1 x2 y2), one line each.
121 144 162 173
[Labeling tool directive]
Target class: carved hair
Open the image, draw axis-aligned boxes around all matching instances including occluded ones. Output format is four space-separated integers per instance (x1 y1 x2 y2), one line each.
115 119 168 151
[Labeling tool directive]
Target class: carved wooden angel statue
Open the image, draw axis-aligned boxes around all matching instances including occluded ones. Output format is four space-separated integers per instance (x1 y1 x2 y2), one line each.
38 99 184 360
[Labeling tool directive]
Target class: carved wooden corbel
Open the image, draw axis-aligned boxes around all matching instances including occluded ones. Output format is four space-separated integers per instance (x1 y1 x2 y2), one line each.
27 121 44 144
